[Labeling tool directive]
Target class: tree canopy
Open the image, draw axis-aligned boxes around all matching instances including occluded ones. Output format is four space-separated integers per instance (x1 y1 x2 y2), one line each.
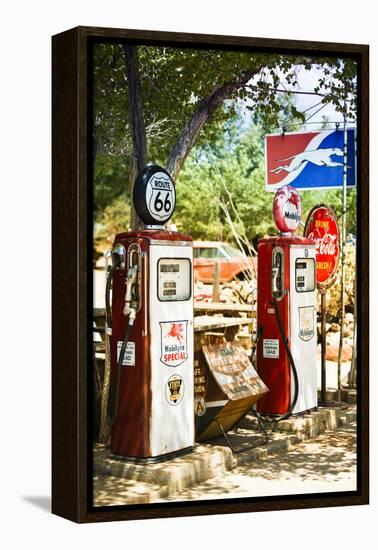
92 42 357 249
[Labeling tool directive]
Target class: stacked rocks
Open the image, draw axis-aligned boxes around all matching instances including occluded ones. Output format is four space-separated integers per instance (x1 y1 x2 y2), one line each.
323 312 355 362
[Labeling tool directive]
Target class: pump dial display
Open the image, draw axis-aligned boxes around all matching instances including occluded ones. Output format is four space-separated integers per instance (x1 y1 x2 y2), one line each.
295 258 315 292
158 259 191 301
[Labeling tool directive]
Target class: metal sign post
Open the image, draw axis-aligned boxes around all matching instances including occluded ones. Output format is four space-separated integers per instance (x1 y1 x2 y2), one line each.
336 118 348 401
320 289 327 402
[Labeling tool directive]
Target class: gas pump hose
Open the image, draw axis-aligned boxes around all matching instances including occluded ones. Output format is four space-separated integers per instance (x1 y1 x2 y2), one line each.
105 252 122 333
104 253 134 426
258 298 299 431
105 266 115 333
111 321 134 426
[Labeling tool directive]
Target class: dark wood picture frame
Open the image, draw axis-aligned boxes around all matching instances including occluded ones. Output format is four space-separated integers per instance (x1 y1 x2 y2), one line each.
52 26 369 523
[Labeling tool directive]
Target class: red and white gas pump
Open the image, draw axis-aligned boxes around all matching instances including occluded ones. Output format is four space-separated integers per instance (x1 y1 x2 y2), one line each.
106 165 194 461
257 186 318 417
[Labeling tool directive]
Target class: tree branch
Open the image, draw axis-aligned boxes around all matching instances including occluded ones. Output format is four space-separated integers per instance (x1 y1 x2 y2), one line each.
124 44 147 171
166 65 264 180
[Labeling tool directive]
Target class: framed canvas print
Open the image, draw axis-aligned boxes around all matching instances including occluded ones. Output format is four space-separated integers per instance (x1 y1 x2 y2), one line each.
52 26 369 523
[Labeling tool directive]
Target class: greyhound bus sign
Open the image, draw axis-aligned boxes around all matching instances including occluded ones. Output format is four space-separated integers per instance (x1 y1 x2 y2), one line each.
265 129 356 191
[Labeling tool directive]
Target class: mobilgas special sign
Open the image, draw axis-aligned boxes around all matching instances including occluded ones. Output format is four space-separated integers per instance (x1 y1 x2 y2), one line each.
160 320 188 367
265 129 356 191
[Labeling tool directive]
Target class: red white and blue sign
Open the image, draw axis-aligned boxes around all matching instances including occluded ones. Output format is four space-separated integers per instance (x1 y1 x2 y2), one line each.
265 129 356 191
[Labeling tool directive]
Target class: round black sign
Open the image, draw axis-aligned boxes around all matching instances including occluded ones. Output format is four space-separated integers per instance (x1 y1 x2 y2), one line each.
133 165 176 225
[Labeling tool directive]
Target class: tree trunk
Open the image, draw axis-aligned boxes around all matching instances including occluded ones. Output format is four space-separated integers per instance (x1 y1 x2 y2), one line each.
127 155 138 230
124 44 147 229
166 65 264 180
93 124 98 175
98 333 112 444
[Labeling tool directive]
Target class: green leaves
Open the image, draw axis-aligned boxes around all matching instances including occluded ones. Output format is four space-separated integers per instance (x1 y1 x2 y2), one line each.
290 105 306 123
173 122 275 242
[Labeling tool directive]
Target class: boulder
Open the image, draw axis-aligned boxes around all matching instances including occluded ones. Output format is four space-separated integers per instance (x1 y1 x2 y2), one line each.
327 332 340 347
326 342 353 362
344 312 354 325
343 326 353 338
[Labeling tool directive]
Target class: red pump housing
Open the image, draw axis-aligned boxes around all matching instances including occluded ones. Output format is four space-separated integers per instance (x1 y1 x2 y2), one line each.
110 228 194 460
257 235 317 415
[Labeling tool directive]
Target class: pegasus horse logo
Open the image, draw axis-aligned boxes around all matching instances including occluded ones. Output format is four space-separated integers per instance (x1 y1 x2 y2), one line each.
160 320 188 367
167 323 184 344
271 147 345 175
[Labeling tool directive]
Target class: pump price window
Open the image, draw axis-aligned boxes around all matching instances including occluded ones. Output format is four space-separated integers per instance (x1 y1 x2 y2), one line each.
295 258 315 292
158 258 191 301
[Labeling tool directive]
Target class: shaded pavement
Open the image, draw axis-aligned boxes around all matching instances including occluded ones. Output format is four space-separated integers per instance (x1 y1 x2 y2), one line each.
93 422 356 506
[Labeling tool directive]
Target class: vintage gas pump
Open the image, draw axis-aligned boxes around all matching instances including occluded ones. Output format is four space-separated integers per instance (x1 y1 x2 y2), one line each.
257 185 318 417
106 165 194 461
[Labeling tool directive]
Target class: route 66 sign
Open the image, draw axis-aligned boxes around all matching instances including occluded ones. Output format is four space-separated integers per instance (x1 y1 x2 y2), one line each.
133 165 176 225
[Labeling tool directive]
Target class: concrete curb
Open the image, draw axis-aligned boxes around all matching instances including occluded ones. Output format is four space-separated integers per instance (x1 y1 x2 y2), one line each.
94 404 356 499
94 443 234 495
235 405 356 465
239 404 356 438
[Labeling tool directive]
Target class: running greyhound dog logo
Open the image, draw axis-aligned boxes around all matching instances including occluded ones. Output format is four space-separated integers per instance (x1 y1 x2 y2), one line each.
160 321 188 367
265 129 356 190
271 148 344 175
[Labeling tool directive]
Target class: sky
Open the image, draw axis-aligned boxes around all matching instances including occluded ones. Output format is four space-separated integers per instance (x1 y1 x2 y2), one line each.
295 66 354 126
241 64 356 134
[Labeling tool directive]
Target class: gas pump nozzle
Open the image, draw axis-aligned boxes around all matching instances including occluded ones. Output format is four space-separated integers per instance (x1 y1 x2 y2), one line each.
271 248 284 300
123 264 139 323
271 265 280 297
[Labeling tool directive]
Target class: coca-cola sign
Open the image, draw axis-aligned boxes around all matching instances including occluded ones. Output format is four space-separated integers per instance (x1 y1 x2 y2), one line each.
304 205 340 288
272 185 302 234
